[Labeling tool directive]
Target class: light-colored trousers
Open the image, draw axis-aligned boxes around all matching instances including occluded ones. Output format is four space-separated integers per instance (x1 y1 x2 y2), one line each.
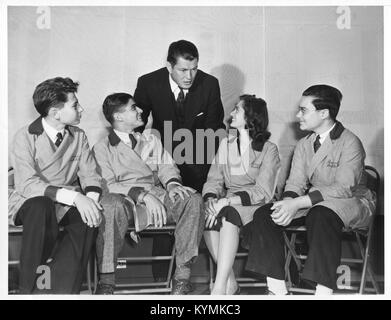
96 192 204 273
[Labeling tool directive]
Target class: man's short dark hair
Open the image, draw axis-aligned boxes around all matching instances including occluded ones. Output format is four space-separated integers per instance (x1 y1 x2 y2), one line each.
302 84 343 120
33 77 79 117
167 40 199 66
102 92 133 124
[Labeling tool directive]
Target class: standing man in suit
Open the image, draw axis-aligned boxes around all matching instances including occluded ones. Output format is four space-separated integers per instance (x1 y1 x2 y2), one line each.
134 40 225 282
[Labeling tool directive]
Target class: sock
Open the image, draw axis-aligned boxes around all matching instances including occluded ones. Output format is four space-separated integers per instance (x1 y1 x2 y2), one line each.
267 277 287 295
174 264 191 280
315 283 333 295
99 272 115 285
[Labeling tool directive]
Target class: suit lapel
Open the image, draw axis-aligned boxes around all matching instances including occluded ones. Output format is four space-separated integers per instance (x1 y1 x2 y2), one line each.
159 71 178 127
307 135 333 179
184 90 201 128
184 73 202 128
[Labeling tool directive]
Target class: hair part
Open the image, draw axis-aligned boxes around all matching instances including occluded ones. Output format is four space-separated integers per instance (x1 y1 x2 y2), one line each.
302 84 342 120
167 40 199 66
102 92 134 124
33 77 79 117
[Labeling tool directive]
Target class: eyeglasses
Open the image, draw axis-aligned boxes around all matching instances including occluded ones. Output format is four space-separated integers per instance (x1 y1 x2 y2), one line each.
297 106 318 115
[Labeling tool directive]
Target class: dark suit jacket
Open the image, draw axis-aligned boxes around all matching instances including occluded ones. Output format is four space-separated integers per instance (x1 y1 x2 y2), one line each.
134 67 225 192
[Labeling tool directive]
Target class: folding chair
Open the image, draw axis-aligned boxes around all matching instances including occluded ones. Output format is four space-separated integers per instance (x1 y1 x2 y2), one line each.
283 165 381 294
92 225 177 295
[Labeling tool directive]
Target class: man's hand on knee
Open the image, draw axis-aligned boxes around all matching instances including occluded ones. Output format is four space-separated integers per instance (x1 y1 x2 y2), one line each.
144 193 167 227
74 193 102 228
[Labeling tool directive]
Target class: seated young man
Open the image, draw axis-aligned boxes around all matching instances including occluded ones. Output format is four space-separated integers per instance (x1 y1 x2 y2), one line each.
9 77 107 294
93 92 204 295
243 84 376 295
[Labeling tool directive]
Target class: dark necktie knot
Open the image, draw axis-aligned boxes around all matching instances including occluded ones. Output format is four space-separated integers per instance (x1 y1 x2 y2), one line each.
55 132 63 147
177 88 185 103
129 133 137 149
313 135 321 153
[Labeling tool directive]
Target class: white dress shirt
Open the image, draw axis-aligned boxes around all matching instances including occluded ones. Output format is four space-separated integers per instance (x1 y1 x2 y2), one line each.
114 129 138 147
169 74 188 100
317 123 336 145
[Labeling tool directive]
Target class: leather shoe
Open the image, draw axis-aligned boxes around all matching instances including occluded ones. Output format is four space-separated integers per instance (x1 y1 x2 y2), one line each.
171 278 193 295
95 283 115 295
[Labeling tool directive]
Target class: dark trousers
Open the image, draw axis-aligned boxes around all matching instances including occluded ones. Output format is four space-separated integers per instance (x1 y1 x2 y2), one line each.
244 203 344 289
15 196 97 294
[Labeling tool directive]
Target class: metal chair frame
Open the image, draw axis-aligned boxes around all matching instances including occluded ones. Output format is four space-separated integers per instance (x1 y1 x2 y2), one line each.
92 225 177 295
283 165 381 294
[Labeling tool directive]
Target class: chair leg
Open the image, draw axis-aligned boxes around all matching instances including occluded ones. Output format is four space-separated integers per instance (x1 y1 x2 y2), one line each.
284 233 302 271
356 230 380 294
166 244 176 289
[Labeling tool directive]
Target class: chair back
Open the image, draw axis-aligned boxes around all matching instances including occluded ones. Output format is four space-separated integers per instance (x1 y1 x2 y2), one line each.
364 165 380 215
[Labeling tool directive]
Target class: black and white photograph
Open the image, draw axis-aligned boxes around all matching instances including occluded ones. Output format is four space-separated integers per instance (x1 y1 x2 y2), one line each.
1 0 388 304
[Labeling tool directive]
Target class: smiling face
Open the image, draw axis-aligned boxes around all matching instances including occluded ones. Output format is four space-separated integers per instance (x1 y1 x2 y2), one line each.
230 100 246 130
167 56 198 89
55 92 83 125
296 95 327 132
114 98 144 129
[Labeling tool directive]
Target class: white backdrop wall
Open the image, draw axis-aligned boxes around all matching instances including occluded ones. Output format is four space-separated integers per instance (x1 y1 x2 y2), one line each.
8 6 384 211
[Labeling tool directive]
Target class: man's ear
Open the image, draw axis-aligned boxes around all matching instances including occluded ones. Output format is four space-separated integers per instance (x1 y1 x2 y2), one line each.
48 107 60 120
113 112 122 122
320 109 330 120
166 62 173 74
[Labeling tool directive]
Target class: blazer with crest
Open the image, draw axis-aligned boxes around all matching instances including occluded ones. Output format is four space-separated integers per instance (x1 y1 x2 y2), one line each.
282 121 376 229
202 135 281 226
8 117 102 225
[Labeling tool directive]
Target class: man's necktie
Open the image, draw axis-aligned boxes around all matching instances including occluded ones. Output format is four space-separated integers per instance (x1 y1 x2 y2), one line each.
313 135 321 153
176 88 185 125
55 132 63 147
129 133 137 149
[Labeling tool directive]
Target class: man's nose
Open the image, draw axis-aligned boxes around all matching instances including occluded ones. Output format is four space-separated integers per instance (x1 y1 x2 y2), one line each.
185 70 192 79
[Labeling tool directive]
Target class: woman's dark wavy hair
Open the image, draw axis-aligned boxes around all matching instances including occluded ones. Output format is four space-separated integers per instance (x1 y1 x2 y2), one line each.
228 94 271 152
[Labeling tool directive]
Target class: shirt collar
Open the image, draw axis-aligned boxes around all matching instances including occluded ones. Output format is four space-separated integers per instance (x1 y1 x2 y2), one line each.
169 74 188 99
317 123 336 144
42 117 65 144
113 128 139 147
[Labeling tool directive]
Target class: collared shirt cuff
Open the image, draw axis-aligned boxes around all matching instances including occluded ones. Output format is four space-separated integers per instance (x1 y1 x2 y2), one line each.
86 191 100 203
308 190 324 205
56 188 79 206
128 187 145 202
203 193 217 202
282 191 300 199
234 191 251 206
